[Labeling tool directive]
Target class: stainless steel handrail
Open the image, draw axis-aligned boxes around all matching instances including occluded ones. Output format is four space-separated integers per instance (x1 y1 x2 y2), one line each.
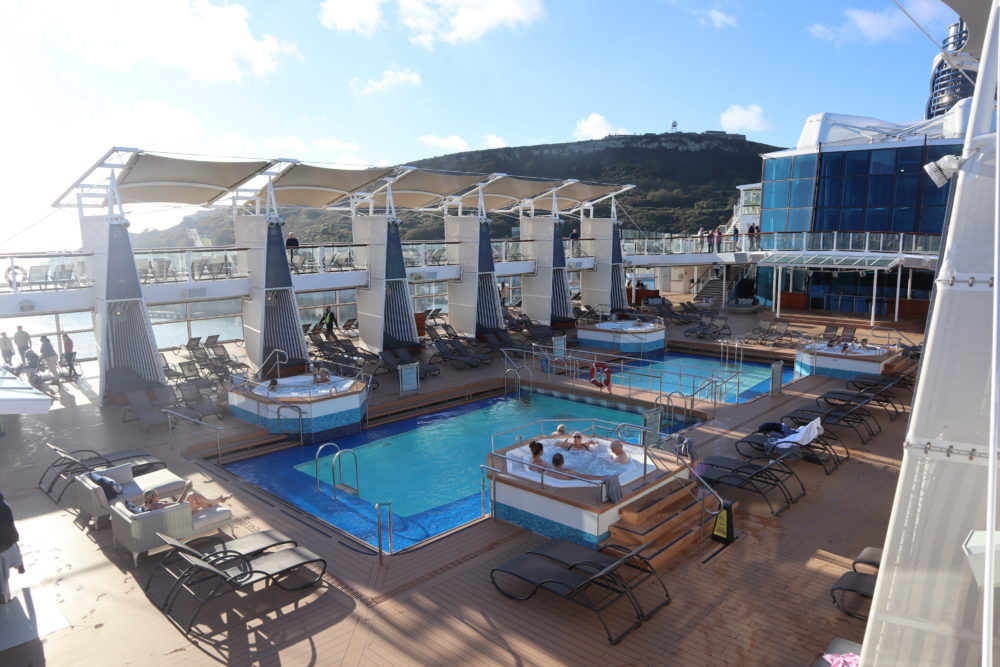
313 442 342 492
374 500 393 563
161 408 225 462
488 451 608 502
329 449 359 500
258 348 288 379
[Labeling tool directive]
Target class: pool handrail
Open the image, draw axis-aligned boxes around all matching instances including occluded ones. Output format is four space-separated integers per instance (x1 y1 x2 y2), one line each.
258 348 289 380
480 464 501 518
487 450 610 503
162 408 225 462
237 373 362 400
329 448 359 500
374 500 393 563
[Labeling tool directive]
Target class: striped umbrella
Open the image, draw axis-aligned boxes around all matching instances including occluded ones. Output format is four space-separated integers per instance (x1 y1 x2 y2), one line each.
383 220 418 348
551 220 573 322
475 219 504 333
263 288 308 361
106 299 165 385
610 223 629 312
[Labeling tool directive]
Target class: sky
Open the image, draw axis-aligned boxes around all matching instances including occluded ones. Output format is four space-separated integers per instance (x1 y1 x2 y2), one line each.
0 0 961 251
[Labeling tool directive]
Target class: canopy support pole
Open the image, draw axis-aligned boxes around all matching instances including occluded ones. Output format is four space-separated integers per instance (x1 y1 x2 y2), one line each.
870 269 878 327
775 267 782 319
894 267 902 322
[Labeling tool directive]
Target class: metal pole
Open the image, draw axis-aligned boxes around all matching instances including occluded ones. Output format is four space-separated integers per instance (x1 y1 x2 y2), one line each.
775 266 782 319
907 267 913 299
721 263 727 311
870 269 878 327
986 4 1000 661
894 266 902 322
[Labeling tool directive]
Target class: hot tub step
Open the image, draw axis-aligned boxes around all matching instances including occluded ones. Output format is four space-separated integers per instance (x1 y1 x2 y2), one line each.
609 494 707 545
619 478 697 525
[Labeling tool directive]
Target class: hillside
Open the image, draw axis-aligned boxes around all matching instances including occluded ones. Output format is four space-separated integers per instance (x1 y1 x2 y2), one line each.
129 131 780 248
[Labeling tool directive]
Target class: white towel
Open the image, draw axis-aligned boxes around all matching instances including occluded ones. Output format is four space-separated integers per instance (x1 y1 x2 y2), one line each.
773 418 823 449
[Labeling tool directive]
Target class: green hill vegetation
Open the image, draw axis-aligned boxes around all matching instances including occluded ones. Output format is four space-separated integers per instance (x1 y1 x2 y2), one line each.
129 131 779 249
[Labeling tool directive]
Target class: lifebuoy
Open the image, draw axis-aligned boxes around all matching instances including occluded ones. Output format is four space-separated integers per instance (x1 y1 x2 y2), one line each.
589 362 612 392
5 265 26 287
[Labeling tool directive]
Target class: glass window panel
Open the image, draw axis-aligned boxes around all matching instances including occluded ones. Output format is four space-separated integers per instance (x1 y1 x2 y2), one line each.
792 153 818 178
817 177 842 207
763 158 779 181
891 207 917 232
820 152 845 178
786 209 812 232
815 208 839 231
147 303 186 323
897 146 924 174
190 316 243 342
762 181 789 209
296 291 337 309
338 289 357 304
839 208 864 231
844 150 871 176
772 156 792 180
789 178 815 208
761 209 787 233
842 176 867 207
920 205 946 234
190 299 241 319
152 322 189 349
894 174 920 206
865 207 891 231
869 149 897 175
59 311 94 331
922 177 950 206
926 143 961 163
867 175 893 207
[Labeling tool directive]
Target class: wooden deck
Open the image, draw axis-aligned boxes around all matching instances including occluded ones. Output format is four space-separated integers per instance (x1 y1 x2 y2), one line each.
0 316 909 666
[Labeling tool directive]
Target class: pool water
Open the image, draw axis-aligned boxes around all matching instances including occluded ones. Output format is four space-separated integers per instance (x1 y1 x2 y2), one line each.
225 393 684 550
612 351 798 403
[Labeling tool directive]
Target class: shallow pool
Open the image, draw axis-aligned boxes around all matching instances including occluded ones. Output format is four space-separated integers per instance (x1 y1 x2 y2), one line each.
224 393 692 549
612 351 798 403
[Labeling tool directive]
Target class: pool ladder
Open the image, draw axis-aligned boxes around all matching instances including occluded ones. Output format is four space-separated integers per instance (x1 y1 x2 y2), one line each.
314 442 360 499
504 365 533 396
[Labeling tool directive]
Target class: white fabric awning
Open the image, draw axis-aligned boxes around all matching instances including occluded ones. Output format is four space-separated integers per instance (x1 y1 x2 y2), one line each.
115 153 274 205
0 371 53 415
265 164 394 207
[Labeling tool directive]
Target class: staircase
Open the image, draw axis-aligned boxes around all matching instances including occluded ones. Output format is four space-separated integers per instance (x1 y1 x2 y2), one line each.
602 476 716 571
185 428 294 462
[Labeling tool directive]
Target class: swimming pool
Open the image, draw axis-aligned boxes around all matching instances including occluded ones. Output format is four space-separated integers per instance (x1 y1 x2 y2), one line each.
225 393 689 550
610 351 798 403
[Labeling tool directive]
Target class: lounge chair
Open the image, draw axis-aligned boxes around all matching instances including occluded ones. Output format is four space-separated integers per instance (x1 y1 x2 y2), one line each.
209 344 250 373
830 571 876 620
161 353 184 382
439 323 478 345
181 337 202 357
852 546 883 573
446 338 492 364
819 388 901 420
734 418 844 474
159 542 327 634
177 383 225 421
110 500 234 566
819 325 839 341
490 551 645 644
123 390 171 434
72 463 187 527
38 442 165 502
426 307 443 323
178 361 217 395
759 321 790 346
392 347 441 378
783 405 879 445
525 538 671 621
696 453 805 515
431 340 480 369
839 327 857 343
741 319 774 344
145 530 298 597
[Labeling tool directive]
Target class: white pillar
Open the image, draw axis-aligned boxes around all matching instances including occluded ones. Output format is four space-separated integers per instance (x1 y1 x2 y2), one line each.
907 268 913 299
894 266 902 322
721 263 727 311
775 266 782 319
870 268 878 327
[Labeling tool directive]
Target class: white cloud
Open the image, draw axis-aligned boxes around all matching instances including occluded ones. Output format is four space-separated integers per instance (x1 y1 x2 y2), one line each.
808 0 953 44
573 113 628 141
484 134 507 148
720 103 770 132
706 9 737 29
35 0 298 83
418 134 470 152
315 138 362 153
319 0 386 35
354 66 422 94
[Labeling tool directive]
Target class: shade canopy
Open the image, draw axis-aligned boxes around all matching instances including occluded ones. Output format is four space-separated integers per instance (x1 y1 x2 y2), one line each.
265 164 394 207
114 153 273 205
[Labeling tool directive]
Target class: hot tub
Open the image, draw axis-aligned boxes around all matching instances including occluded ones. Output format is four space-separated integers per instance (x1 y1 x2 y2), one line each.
504 437 654 488
577 320 666 353
795 342 901 380
228 373 368 444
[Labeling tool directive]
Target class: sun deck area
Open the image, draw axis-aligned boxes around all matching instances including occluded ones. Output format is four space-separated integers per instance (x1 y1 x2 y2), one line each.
0 310 914 666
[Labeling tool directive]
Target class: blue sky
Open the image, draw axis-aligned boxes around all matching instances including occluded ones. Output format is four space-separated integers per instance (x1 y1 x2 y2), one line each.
1 0 959 249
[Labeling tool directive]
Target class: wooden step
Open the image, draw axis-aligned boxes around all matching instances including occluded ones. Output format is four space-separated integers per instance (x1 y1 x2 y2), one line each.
646 513 715 571
609 493 706 545
619 478 695 525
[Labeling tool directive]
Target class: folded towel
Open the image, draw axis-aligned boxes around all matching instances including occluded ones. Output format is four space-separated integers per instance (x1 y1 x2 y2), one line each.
603 475 623 503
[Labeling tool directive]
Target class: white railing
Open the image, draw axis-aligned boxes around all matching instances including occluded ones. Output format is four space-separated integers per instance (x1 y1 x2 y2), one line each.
622 231 941 257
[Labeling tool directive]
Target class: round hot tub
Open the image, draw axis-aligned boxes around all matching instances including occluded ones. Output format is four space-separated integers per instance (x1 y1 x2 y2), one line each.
505 437 654 488
577 320 666 354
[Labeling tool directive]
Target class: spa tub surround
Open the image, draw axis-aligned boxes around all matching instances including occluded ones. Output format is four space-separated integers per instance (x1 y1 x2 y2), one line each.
577 319 666 354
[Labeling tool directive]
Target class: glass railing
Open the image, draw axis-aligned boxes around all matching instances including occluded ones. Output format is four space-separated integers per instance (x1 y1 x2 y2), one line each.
285 244 371 273
133 248 249 283
624 231 941 256
491 239 533 262
562 238 595 259
401 241 460 268
0 253 94 293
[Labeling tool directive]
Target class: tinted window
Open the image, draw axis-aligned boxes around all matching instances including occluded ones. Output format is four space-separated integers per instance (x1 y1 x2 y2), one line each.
842 176 867 207
787 209 812 232
894 174 920 206
867 175 893 207
865 207 891 231
772 156 792 181
818 178 842 207
920 206 946 234
896 146 924 174
922 176 949 206
839 208 863 230
820 152 845 178
763 180 790 209
815 208 839 231
891 207 917 232
792 153 818 178
789 179 815 208
869 149 897 175
844 151 870 175
761 209 787 233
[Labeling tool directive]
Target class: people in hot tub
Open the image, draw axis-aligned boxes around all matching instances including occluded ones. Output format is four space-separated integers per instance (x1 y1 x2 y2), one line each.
609 440 630 465
550 453 602 480
859 338 871 350
551 424 567 436
313 368 331 384
559 431 595 451
267 379 278 392
528 441 547 470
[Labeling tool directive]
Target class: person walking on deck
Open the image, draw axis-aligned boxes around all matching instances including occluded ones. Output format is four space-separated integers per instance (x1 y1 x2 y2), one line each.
13 326 30 363
0 333 12 366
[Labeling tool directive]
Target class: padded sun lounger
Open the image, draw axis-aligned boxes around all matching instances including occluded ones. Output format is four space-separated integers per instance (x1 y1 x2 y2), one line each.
38 442 165 502
734 419 844 475
525 538 670 621
162 542 326 633
821 388 902 420
852 546 883 573
431 339 480 369
446 338 492 364
697 454 805 515
392 347 440 378
830 571 876 620
490 552 644 644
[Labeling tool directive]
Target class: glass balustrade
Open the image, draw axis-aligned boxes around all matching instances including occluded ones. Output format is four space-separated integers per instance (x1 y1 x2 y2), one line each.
0 253 93 293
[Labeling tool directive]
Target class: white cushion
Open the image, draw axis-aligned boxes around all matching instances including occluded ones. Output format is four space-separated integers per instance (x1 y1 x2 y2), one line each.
191 506 232 532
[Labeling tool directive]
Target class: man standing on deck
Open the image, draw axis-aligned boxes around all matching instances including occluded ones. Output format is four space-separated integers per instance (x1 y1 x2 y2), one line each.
569 227 580 257
319 306 338 335
285 233 299 248
0 333 12 366
12 326 30 363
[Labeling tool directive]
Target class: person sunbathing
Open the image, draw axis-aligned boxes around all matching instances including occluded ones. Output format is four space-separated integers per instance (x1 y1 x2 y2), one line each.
609 440 630 465
559 432 595 451
528 441 547 470
143 482 231 514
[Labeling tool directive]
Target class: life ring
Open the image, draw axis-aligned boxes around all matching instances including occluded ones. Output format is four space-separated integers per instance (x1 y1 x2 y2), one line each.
589 362 612 392
5 265 26 287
